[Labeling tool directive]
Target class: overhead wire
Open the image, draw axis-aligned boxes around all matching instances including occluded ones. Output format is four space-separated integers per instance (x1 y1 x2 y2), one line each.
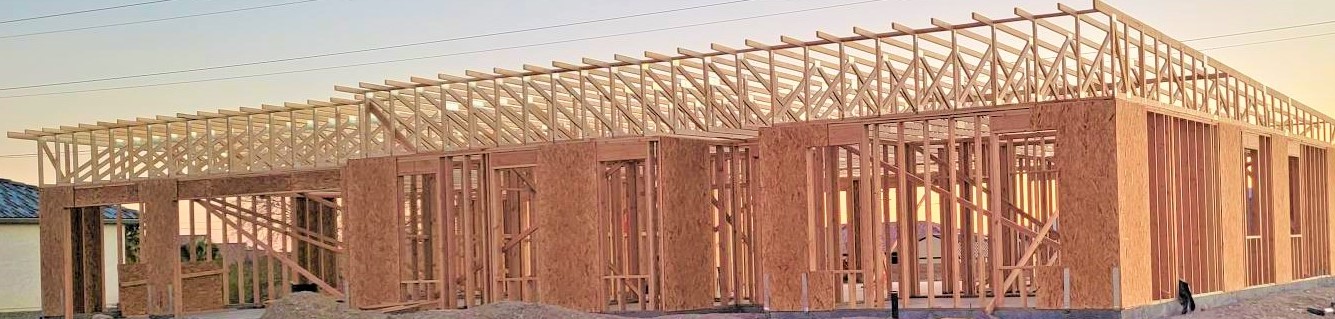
1183 19 1335 42
1199 31 1335 51
0 0 176 25
0 0 318 40
0 0 757 91
0 0 887 99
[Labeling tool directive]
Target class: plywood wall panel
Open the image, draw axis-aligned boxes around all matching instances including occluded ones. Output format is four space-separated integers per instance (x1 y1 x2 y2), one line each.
138 178 179 316
180 262 226 313
756 123 829 311
74 184 138 206
119 262 225 316
534 141 602 312
1217 124 1247 291
1034 265 1064 309
656 137 714 311
1039 98 1150 309
1113 99 1152 309
39 186 73 317
177 168 341 199
118 264 147 316
1271 137 1293 283
342 157 402 308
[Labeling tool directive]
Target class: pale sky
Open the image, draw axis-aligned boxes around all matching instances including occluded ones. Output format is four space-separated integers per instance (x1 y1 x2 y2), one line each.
1 0 1332 185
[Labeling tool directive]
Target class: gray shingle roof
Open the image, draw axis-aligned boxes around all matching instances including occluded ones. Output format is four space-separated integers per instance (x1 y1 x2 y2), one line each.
0 178 138 219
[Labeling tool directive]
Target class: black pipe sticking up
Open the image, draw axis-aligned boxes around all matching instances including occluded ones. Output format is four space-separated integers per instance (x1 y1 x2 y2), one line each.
890 292 899 319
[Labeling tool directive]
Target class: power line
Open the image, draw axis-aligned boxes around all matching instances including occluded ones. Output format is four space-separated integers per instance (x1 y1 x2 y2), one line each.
0 0 177 25
1183 19 1335 42
0 0 755 91
0 0 886 99
1200 31 1335 51
0 0 317 40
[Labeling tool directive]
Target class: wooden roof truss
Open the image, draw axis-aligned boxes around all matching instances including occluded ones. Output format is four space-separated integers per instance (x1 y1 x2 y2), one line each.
13 0 1334 185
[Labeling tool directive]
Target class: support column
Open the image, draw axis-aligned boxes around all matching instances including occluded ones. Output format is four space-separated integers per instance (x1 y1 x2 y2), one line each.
1271 138 1293 283
656 137 714 311
343 157 401 308
1035 98 1149 309
534 141 601 312
756 123 833 311
138 179 179 318
39 186 74 318
1218 124 1247 291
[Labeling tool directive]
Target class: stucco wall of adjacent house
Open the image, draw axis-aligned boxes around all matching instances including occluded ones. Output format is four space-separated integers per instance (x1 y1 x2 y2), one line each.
0 224 123 313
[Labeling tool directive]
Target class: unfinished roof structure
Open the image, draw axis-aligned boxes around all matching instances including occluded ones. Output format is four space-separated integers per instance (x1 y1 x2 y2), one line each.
17 1 1335 318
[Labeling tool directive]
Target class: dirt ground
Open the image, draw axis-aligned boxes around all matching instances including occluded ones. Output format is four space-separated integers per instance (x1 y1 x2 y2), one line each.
261 293 787 319
264 286 1335 319
1170 284 1335 319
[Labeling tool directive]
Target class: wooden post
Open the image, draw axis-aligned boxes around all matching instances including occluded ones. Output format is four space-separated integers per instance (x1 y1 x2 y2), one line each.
656 137 714 310
1217 124 1247 291
756 123 832 311
534 141 602 312
139 179 179 318
1034 98 1150 309
1271 137 1294 284
343 157 402 308
39 186 74 318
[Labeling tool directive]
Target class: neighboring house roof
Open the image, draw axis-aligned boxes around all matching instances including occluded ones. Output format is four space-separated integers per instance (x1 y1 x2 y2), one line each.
0 178 139 220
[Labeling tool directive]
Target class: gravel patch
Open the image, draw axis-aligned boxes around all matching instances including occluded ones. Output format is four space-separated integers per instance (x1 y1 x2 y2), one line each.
1171 284 1335 319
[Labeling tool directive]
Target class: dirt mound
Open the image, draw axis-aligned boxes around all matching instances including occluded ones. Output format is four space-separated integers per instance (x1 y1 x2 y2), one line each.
261 292 389 319
397 301 620 319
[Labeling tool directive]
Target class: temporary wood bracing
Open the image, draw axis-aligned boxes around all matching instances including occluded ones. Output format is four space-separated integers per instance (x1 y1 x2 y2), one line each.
20 1 1335 318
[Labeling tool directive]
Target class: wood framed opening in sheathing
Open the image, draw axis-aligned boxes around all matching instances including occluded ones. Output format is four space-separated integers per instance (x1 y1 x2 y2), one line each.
1243 135 1277 286
758 105 1062 312
1290 145 1331 279
1146 113 1224 300
186 194 346 310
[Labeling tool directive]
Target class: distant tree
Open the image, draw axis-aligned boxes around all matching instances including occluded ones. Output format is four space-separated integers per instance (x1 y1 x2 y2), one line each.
180 237 221 262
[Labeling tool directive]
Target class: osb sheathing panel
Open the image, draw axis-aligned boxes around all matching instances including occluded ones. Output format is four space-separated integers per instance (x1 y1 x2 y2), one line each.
138 179 179 316
1112 99 1151 309
180 262 226 313
119 262 225 316
534 141 602 312
490 149 537 168
342 157 402 308
177 168 340 199
1036 98 1150 309
598 139 649 161
39 186 73 317
1217 124 1248 292
757 123 830 311
656 137 714 311
1271 137 1294 284
1034 265 1064 309
119 264 147 316
73 183 138 206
